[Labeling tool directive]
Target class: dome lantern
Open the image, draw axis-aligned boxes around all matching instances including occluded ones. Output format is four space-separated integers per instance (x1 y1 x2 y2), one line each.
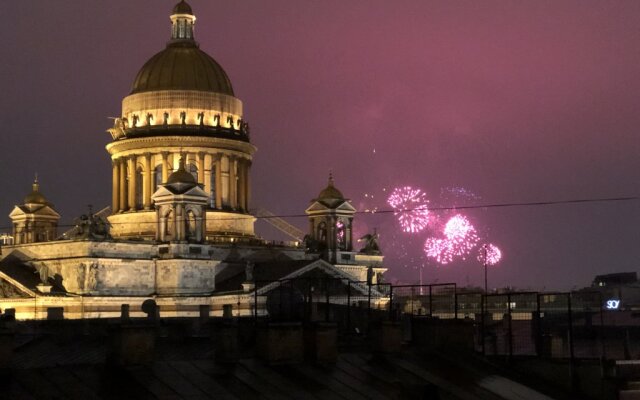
170 1 196 41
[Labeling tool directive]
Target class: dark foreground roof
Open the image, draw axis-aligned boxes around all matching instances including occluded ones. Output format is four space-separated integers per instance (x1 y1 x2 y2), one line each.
2 329 572 400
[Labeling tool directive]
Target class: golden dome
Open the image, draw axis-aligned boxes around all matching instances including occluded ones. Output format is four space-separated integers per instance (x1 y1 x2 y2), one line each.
317 174 344 201
130 43 234 95
24 179 48 205
167 157 197 185
130 1 233 96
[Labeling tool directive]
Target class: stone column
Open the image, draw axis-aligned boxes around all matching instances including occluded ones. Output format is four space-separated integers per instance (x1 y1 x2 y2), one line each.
221 154 229 208
197 152 205 185
229 156 237 209
246 161 251 211
112 159 120 213
128 156 136 211
119 158 127 212
204 153 213 207
328 217 336 250
175 204 183 241
143 153 152 210
238 159 246 212
195 214 203 243
161 152 169 184
157 208 164 242
215 156 222 209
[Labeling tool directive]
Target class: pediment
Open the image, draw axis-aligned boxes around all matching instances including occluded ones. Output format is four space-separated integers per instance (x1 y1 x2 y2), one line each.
182 185 208 197
306 202 331 213
151 186 174 198
153 183 208 198
9 205 60 219
305 200 356 214
257 259 380 297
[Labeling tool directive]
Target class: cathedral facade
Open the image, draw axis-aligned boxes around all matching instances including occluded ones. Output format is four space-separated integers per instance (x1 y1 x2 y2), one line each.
0 1 386 320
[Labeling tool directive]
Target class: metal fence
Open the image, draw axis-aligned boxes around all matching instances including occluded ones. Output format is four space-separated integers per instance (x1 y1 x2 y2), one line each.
253 277 391 335
249 279 639 362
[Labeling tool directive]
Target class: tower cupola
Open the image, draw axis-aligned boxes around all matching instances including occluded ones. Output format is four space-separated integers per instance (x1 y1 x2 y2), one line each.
170 1 196 41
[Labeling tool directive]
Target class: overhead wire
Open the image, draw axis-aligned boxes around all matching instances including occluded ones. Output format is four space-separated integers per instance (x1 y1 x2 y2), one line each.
0 195 637 230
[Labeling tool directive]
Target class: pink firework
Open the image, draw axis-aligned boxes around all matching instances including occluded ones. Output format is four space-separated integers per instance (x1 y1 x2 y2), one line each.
424 237 453 264
387 186 430 233
424 214 480 264
478 243 502 265
444 214 479 252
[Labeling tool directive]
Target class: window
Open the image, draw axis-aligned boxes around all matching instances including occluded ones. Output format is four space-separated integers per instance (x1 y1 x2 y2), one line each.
336 219 346 250
188 163 198 182
135 167 144 208
153 165 163 190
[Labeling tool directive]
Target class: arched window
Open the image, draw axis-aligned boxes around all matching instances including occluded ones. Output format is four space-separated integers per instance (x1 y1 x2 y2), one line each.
336 219 346 250
188 163 198 182
210 164 216 208
186 210 197 239
317 222 327 244
153 165 163 191
165 209 174 241
135 167 144 208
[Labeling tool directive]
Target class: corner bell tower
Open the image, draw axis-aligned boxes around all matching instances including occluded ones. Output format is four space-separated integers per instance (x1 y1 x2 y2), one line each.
9 178 60 245
305 175 356 263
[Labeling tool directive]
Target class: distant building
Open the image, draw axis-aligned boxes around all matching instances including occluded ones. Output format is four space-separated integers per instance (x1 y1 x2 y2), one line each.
592 272 638 287
590 272 640 310
0 1 387 320
0 234 14 246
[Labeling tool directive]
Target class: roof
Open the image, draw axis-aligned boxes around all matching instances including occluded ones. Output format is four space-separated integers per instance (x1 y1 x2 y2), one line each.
173 0 193 14
593 272 638 285
1 322 572 399
130 42 234 95
167 157 197 185
23 180 49 206
0 254 65 296
316 174 344 202
214 259 313 293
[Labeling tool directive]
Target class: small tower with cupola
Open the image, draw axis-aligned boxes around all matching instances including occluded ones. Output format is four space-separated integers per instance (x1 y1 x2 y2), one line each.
152 157 208 243
305 174 357 263
9 178 60 244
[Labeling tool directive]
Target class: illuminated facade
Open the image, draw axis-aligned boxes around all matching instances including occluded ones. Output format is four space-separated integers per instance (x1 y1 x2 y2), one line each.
0 1 386 320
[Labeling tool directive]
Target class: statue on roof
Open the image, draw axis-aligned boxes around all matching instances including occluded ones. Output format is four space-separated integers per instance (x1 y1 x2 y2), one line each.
71 206 110 240
358 230 381 255
33 263 49 285
245 260 255 282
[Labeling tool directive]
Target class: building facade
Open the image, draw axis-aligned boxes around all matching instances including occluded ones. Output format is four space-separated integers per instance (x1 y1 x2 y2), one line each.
0 1 387 320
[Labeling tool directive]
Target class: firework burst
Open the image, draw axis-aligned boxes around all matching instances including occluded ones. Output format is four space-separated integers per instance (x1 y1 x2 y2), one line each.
424 237 452 264
387 186 430 233
424 214 479 264
477 243 502 265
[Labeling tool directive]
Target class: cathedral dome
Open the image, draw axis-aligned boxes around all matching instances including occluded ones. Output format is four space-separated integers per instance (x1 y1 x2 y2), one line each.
129 1 234 96
130 43 234 95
